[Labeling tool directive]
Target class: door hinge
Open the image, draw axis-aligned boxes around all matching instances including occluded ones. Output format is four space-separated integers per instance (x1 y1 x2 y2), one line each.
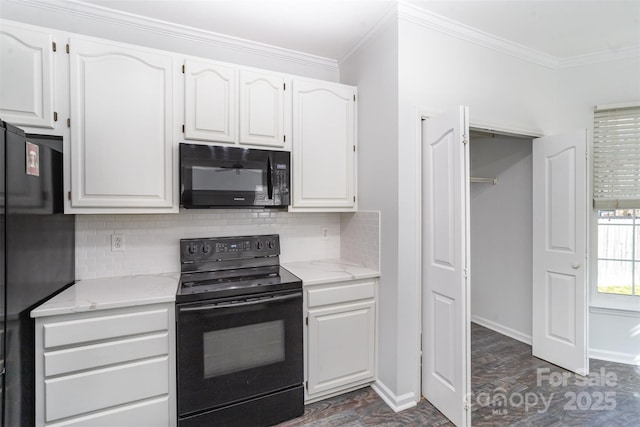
182 64 185 73
52 41 57 52
66 118 70 128
67 191 71 201
305 381 308 390
353 94 356 101
283 82 286 90
462 135 468 144
305 317 308 326
353 145 356 152
66 44 69 54
353 196 356 203
53 112 58 122
182 124 185 133
463 268 469 279
283 135 286 142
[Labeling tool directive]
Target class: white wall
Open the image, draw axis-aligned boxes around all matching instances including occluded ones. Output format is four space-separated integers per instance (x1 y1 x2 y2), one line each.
469 134 533 343
556 57 640 363
340 14 403 403
341 5 559 407
395 14 557 402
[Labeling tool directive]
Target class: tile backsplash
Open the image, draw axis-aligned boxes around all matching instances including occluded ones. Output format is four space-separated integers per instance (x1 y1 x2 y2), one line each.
340 211 380 271
75 210 342 280
76 209 381 280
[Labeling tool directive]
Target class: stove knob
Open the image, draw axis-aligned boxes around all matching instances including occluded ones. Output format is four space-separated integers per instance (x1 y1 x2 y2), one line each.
202 244 211 254
267 240 274 249
188 244 198 255
256 241 263 250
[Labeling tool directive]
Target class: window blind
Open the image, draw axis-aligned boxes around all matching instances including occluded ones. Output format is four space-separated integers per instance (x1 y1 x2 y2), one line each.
593 105 640 209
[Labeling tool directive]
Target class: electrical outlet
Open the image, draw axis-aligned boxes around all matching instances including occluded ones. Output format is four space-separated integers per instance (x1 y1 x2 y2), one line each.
321 226 329 240
111 234 125 252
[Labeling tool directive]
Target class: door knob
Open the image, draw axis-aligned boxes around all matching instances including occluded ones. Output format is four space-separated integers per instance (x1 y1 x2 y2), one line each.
571 263 581 269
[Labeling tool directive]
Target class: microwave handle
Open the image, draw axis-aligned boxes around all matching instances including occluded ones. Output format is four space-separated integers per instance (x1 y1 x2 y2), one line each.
267 157 274 199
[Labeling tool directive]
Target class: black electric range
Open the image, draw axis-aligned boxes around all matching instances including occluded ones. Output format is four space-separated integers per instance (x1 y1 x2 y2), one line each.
175 234 304 427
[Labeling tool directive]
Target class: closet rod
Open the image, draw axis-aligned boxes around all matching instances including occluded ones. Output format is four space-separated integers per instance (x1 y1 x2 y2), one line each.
470 176 498 185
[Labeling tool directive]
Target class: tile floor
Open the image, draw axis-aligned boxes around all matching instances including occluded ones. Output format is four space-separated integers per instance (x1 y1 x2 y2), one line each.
278 323 639 426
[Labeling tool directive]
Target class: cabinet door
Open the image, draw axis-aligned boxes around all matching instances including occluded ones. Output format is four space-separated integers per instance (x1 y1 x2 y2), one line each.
184 59 236 143
69 37 174 209
0 22 55 128
307 300 375 396
239 70 285 147
292 80 356 209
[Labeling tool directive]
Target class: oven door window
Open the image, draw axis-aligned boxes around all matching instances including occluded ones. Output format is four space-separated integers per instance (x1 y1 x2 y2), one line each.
203 319 284 377
176 291 303 416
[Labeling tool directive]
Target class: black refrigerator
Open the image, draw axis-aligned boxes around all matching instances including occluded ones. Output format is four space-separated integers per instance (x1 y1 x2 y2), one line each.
0 120 75 427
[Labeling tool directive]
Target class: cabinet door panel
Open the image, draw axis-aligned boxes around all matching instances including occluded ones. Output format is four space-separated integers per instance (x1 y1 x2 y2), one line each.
43 307 169 348
45 356 169 422
307 300 374 395
69 37 173 208
239 70 284 147
292 80 355 208
184 60 236 143
44 332 168 376
45 396 169 427
307 280 375 308
0 23 54 128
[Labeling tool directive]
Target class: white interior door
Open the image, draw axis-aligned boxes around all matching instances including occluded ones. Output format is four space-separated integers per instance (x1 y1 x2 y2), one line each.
421 107 470 427
532 131 588 374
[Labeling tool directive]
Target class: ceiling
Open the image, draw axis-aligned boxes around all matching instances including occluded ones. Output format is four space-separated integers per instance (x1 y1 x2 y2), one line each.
78 0 640 61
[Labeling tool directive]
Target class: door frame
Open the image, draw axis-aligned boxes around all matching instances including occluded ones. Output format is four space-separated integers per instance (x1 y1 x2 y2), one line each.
414 108 560 405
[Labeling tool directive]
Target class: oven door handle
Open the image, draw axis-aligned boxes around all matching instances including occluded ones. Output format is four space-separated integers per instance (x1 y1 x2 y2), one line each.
179 292 300 312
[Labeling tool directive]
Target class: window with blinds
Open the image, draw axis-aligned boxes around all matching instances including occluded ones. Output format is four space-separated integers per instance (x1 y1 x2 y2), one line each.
593 105 640 209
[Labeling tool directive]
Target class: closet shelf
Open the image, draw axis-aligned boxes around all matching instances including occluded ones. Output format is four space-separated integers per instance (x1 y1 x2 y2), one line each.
470 176 498 185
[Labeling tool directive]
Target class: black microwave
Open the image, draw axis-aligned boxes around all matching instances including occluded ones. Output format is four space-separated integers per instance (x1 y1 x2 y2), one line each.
180 143 290 208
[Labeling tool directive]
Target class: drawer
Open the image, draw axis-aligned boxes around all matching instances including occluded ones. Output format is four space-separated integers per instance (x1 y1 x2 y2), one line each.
307 280 375 308
46 396 169 427
45 357 169 422
44 332 169 377
43 308 169 349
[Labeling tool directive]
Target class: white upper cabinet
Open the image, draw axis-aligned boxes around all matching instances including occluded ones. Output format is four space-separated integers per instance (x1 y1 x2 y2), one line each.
292 79 356 210
69 37 175 212
0 22 55 128
184 59 237 143
239 70 286 147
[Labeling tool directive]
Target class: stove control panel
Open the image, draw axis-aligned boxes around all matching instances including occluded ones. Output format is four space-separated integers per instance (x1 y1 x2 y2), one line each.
180 234 280 263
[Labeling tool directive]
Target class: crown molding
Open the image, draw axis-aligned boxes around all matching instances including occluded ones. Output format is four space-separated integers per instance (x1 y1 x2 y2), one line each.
338 3 398 66
397 1 559 70
558 46 640 69
5 0 340 73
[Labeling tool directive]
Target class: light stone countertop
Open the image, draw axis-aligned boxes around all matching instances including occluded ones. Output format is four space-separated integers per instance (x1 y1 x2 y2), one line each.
31 273 180 318
282 260 379 286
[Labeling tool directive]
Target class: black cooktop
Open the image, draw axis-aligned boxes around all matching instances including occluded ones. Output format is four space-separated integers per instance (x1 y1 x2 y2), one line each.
176 235 301 304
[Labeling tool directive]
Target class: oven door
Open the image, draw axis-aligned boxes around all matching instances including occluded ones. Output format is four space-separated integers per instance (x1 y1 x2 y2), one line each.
176 289 303 417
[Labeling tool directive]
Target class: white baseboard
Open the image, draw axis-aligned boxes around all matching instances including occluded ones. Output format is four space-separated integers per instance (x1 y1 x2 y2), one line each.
371 380 417 413
471 315 532 345
589 348 639 366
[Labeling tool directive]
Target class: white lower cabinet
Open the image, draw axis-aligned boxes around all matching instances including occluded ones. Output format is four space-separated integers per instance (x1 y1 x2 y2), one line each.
305 279 376 402
35 304 176 427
